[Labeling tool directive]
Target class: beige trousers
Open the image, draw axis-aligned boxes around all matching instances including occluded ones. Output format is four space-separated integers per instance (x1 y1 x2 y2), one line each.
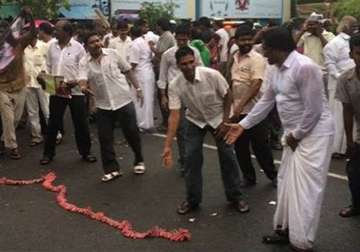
0 88 26 149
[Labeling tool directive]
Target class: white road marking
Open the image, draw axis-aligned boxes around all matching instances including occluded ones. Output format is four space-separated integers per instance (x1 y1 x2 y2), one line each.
151 133 348 181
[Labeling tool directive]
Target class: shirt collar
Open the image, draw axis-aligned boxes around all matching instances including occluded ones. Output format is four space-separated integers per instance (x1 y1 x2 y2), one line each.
339 32 351 40
194 67 201 82
280 50 298 71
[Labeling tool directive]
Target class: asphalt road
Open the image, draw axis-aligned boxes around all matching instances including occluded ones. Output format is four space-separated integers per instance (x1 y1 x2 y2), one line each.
0 114 359 252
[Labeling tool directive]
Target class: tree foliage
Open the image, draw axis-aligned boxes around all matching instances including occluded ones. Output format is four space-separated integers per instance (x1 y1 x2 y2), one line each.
139 1 177 30
0 0 70 19
334 0 360 20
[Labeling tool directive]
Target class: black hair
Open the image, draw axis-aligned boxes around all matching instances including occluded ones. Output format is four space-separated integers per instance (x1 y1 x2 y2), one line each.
175 46 194 63
83 31 99 46
262 27 296 53
201 30 213 44
156 17 171 31
175 24 190 36
62 21 73 36
198 16 211 29
130 26 142 38
117 20 128 30
39 22 54 35
234 24 253 39
350 33 360 51
134 18 147 27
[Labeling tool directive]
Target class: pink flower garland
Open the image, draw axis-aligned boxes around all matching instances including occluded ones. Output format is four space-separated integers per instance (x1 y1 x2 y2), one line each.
0 172 191 242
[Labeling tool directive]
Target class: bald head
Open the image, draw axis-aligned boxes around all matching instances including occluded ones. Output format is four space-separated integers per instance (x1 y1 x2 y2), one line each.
54 20 73 42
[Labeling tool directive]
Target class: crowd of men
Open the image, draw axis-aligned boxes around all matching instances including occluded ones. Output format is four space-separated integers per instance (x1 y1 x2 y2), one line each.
1 7 360 252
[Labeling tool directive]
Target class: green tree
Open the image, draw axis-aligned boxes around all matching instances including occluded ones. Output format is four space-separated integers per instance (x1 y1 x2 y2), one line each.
139 1 177 30
0 0 70 19
334 0 360 20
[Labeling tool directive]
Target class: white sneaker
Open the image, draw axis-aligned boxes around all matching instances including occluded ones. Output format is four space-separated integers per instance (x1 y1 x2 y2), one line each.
133 162 146 174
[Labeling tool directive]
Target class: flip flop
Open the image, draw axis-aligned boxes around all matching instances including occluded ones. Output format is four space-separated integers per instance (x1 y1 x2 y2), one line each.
101 171 122 182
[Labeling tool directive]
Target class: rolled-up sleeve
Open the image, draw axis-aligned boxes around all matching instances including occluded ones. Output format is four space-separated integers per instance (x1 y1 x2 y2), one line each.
292 64 324 139
168 79 181 110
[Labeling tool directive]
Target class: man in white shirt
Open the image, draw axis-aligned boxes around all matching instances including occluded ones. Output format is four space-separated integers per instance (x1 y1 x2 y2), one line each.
79 32 146 181
157 24 202 174
213 19 230 74
129 26 156 131
225 28 334 251
40 20 96 165
24 35 49 146
324 16 358 157
295 12 335 67
162 46 249 215
108 21 132 63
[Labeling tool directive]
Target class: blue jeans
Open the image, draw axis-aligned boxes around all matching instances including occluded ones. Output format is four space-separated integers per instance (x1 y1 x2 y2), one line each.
184 120 243 206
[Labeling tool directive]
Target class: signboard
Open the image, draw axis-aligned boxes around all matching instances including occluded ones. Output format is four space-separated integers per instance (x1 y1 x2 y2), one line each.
111 0 189 18
200 0 283 19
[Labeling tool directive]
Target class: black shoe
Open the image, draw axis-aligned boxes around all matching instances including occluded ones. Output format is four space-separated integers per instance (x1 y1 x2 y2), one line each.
176 201 199 215
263 232 289 244
82 154 97 163
240 180 256 188
40 156 53 165
232 200 250 213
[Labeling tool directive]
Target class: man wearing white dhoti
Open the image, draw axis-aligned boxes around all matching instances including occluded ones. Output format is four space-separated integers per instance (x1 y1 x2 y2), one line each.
224 28 334 251
324 16 358 157
129 26 156 131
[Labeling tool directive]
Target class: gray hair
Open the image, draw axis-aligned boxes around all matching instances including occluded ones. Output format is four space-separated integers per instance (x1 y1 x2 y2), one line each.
337 16 358 33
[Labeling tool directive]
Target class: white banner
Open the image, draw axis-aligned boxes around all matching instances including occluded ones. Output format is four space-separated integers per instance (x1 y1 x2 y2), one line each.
111 0 188 18
200 0 283 19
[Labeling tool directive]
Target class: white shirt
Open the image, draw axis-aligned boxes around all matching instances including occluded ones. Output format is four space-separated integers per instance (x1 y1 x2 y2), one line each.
324 32 355 79
168 66 229 129
79 48 133 111
129 36 153 73
108 36 132 63
157 45 203 89
240 51 334 140
24 40 47 88
144 31 159 45
46 38 86 96
216 28 230 62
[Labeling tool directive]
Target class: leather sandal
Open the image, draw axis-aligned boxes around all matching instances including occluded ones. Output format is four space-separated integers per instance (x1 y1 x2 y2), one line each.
262 232 289 244
339 206 360 218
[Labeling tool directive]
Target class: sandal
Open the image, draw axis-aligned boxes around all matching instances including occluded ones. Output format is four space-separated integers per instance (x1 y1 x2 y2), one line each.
101 171 122 182
339 206 360 218
9 148 21 160
262 232 289 244
133 162 146 174
40 156 53 165
30 140 43 147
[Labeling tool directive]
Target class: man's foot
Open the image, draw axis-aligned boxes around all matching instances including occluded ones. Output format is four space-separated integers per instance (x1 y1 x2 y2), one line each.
332 153 346 159
339 206 360 218
29 139 43 147
40 156 53 165
232 200 250 213
262 231 289 244
133 162 146 174
240 180 256 188
82 154 97 163
290 244 314 252
9 148 21 160
101 171 123 182
177 201 199 215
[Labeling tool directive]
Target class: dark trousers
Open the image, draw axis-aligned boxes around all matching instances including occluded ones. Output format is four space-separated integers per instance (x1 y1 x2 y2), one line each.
347 143 360 210
184 120 242 206
176 107 187 170
97 103 143 174
234 115 277 183
43 95 91 158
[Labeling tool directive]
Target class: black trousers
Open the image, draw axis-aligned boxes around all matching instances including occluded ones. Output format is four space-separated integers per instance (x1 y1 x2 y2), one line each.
347 143 360 210
234 115 277 183
97 102 143 174
43 95 91 158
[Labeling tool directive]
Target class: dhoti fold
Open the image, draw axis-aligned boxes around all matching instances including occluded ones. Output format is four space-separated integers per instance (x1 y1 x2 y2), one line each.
274 134 334 250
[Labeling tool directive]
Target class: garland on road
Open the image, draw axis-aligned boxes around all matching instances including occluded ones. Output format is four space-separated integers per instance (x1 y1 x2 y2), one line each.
0 172 191 242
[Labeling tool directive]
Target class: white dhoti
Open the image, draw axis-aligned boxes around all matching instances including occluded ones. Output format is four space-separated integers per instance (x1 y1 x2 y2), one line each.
274 134 334 250
133 68 155 130
328 75 346 154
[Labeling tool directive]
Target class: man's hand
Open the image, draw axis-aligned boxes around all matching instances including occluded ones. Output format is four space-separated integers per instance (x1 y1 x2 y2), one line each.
162 146 173 169
215 122 231 140
136 88 144 107
160 95 169 112
80 85 94 96
224 123 244 144
286 133 300 152
36 75 46 90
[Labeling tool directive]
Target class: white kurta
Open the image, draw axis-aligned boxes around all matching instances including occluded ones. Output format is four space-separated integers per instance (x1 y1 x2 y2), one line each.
324 33 355 154
240 51 335 250
129 36 155 130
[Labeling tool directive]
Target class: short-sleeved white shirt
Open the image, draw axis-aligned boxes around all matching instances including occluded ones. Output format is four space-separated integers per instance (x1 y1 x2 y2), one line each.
79 48 132 111
168 66 229 129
